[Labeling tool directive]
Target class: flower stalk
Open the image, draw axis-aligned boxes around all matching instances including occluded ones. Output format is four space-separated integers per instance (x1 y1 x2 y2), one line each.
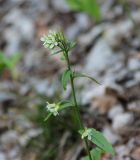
41 31 115 160
65 51 92 160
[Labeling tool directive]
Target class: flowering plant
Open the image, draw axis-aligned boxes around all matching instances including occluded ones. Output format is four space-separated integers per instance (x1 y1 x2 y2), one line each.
41 31 115 160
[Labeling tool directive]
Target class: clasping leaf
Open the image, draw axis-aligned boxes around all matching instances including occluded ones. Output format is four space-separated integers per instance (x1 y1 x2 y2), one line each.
61 69 72 90
73 72 100 85
79 128 115 156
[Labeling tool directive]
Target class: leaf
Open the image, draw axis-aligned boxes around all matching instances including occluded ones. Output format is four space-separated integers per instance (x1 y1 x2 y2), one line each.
82 0 101 21
81 147 103 160
91 128 115 155
73 72 100 85
59 100 74 110
51 50 62 55
79 128 115 156
0 52 21 70
67 0 101 21
44 113 52 122
61 69 72 90
68 41 76 50
67 0 81 10
9 53 21 69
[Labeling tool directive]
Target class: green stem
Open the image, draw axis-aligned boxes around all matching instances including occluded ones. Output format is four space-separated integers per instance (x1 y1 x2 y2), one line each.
65 52 92 160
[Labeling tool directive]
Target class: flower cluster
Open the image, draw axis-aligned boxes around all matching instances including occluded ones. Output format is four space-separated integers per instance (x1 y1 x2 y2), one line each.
40 31 58 49
46 102 60 116
81 128 92 140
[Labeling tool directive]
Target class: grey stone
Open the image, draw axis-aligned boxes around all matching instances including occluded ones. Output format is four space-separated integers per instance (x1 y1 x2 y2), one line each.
51 0 70 12
1 131 19 145
85 38 122 74
0 153 6 160
103 127 120 144
112 113 134 131
104 20 134 48
0 92 16 103
128 58 140 71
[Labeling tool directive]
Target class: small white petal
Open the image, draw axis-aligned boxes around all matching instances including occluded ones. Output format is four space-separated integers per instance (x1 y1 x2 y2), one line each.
49 44 55 49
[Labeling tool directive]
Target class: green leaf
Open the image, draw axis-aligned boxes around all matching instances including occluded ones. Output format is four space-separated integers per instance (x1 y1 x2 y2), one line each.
44 113 52 122
61 69 72 90
82 0 101 21
67 0 81 10
8 53 21 69
59 100 74 110
51 50 63 55
68 41 76 50
67 0 101 21
82 147 103 160
73 72 100 85
79 128 115 156
0 52 21 70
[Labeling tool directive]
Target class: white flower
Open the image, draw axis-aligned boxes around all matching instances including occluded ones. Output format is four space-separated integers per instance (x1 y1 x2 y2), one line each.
46 102 59 116
81 128 92 140
40 31 58 49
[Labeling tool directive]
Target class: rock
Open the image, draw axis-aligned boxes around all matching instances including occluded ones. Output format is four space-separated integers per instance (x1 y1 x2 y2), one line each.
128 101 140 113
3 9 34 55
0 92 16 103
66 13 90 39
0 153 6 160
15 115 32 131
104 20 134 48
78 25 104 46
81 85 105 105
51 0 70 12
112 112 134 132
131 10 140 24
81 82 124 105
7 146 20 160
1 130 19 146
90 95 117 114
131 37 140 49
103 127 120 144
3 28 21 56
115 145 130 158
85 38 123 74
135 71 140 81
108 104 124 120
4 9 34 41
19 84 31 95
30 78 57 97
132 147 140 160
0 81 15 91
128 58 140 71
19 129 42 146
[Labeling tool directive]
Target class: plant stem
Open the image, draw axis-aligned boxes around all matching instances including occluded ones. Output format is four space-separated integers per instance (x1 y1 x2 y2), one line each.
65 52 92 160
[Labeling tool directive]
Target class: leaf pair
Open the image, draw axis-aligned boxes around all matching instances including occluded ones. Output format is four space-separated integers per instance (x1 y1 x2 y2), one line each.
79 128 115 156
